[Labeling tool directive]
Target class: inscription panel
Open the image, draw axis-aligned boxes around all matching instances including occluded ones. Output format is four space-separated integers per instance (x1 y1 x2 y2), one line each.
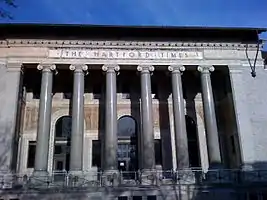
49 49 203 60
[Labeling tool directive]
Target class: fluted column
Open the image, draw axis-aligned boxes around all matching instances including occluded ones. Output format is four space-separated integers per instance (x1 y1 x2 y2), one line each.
34 64 56 174
197 65 222 167
69 64 88 172
102 64 120 172
168 65 189 169
137 65 155 171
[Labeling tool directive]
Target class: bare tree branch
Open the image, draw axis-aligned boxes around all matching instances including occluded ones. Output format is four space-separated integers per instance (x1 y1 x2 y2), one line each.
0 0 16 19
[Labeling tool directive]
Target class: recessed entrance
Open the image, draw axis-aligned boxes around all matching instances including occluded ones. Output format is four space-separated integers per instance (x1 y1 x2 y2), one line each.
117 116 138 173
186 115 201 168
53 116 72 172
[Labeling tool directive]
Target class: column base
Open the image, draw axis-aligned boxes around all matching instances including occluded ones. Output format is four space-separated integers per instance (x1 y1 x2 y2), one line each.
0 171 18 189
241 163 254 171
140 169 156 185
68 170 84 187
101 170 119 187
29 170 50 188
205 165 238 184
175 169 196 184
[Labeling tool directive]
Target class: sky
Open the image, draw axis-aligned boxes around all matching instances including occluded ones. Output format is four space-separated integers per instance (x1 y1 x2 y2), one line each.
1 0 267 46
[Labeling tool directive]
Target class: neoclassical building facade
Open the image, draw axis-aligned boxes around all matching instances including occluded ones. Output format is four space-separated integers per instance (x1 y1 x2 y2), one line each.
0 24 267 199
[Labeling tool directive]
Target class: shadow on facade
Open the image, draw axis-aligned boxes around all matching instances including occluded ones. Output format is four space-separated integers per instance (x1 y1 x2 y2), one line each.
158 89 173 173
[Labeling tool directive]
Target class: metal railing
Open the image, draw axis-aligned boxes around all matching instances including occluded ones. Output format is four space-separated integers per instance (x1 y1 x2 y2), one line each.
1 169 267 190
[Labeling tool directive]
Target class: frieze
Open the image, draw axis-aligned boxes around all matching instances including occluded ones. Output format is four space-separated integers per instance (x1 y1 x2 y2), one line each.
0 39 261 51
49 48 203 60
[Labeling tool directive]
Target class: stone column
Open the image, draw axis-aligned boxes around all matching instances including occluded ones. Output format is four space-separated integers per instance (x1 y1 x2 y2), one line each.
197 65 222 168
69 64 88 172
102 64 120 172
137 65 155 171
168 65 190 169
34 64 56 174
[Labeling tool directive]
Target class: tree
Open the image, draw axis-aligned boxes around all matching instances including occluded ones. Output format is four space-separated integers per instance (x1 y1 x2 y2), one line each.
0 0 16 19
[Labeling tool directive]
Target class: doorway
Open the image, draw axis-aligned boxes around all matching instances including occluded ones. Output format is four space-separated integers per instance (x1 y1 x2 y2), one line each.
53 116 72 172
186 115 201 168
117 116 138 175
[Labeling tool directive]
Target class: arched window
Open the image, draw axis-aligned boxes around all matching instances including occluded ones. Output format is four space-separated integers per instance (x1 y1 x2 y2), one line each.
117 116 137 138
55 116 72 138
186 115 201 168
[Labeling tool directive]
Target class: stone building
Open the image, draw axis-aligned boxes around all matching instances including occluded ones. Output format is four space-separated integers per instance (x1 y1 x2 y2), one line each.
0 24 267 199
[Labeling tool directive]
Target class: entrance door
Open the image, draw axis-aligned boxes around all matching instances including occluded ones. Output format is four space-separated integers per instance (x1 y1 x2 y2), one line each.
117 141 138 171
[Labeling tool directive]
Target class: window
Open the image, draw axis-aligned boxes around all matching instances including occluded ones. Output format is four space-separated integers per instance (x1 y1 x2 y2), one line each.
92 140 101 167
147 196 157 200
27 141 36 168
154 139 162 165
54 145 62 154
55 116 72 138
118 116 136 138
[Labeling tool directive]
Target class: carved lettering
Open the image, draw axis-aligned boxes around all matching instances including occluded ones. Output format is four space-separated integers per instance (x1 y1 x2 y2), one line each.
71 51 77 57
49 49 203 60
94 51 100 57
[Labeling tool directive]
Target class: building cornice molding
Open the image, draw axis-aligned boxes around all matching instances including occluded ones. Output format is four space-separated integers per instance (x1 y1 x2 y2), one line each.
0 39 262 51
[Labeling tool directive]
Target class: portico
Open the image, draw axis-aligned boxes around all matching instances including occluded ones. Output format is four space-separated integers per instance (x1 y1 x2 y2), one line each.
28 59 224 176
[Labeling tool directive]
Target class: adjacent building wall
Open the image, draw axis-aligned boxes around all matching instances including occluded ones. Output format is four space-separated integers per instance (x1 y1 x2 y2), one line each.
0 62 22 172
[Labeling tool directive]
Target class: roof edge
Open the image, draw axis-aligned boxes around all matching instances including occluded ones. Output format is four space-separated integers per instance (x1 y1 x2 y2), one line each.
0 23 266 33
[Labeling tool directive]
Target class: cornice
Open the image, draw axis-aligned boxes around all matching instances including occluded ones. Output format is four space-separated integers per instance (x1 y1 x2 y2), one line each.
0 39 262 51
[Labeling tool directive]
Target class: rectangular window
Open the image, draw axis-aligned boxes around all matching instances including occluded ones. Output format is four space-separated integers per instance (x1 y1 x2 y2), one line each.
92 140 101 167
54 145 62 154
147 196 157 200
154 139 162 165
27 141 36 168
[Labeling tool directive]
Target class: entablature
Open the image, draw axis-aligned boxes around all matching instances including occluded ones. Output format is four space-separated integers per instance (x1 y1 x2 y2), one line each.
0 39 262 51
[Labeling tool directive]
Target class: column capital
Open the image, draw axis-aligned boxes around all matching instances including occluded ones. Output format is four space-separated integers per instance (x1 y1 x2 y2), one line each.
197 65 215 74
168 65 186 73
37 64 56 72
137 65 154 73
102 64 120 72
69 64 88 72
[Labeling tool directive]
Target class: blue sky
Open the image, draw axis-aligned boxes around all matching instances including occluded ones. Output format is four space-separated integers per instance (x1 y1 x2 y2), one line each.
1 0 267 45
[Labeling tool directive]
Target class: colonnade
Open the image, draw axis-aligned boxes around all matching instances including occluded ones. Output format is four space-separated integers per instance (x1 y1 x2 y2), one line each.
33 64 222 175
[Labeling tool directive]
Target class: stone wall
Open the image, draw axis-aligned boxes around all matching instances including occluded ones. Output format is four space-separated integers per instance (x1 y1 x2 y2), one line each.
0 63 22 172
